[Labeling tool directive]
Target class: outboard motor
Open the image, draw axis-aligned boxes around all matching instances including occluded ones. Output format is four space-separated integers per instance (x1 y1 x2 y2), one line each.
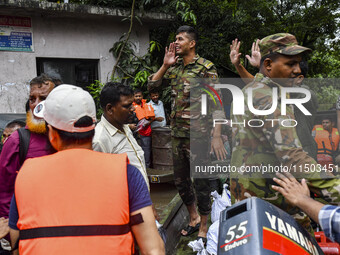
217 197 324 255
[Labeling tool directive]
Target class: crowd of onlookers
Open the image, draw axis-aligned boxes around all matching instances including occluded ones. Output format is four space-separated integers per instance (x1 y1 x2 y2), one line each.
0 76 166 254
1 26 340 255
0 84 167 171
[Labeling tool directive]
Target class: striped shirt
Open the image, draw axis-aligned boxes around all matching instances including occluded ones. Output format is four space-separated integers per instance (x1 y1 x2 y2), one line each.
319 205 340 243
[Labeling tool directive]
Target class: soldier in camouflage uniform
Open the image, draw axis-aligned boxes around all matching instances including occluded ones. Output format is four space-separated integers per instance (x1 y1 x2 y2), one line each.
148 26 226 240
230 40 318 160
230 33 340 233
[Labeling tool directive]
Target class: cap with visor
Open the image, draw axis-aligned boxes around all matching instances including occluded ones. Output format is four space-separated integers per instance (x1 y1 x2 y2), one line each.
34 84 96 132
259 33 312 57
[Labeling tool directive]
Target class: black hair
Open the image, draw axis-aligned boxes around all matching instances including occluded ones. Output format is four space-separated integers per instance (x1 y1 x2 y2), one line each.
176 25 198 43
150 91 160 95
40 73 53 83
45 73 63 85
51 78 63 86
133 88 143 95
100 82 133 109
299 61 308 77
46 116 95 147
260 52 281 67
29 74 54 87
30 76 43 86
5 120 25 129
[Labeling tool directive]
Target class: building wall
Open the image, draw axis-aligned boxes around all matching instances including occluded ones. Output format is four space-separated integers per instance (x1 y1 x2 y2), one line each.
0 14 150 113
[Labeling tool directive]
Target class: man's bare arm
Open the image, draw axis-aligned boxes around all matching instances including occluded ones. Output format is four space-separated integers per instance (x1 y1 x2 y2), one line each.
131 206 165 255
234 65 254 81
211 124 227 161
0 217 9 239
153 117 164 122
10 227 19 255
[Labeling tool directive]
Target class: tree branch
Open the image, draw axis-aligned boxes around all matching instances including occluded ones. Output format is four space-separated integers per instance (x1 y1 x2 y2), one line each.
117 65 134 79
111 0 136 80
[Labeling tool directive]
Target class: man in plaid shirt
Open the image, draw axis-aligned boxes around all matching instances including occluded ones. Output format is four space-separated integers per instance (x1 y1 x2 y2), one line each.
272 172 340 243
319 205 340 242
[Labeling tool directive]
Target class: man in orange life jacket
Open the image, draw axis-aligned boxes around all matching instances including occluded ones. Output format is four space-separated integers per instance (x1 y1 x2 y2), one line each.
312 117 340 168
8 85 164 255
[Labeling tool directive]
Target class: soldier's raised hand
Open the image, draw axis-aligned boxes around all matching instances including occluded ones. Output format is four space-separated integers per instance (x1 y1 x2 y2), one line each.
230 39 242 66
246 39 261 68
163 42 178 67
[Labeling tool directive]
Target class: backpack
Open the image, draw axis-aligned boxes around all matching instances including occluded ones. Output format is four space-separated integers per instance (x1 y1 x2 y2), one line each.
17 128 31 166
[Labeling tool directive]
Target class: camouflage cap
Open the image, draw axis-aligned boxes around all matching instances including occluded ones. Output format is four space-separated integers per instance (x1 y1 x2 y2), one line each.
259 33 311 57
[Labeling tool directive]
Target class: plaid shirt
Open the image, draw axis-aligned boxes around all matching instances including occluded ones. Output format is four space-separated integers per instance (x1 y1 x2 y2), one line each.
319 205 340 243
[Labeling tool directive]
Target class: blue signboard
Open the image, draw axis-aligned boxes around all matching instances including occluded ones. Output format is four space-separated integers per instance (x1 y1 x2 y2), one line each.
0 16 33 52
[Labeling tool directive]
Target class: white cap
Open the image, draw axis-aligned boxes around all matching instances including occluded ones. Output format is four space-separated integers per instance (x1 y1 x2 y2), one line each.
34 84 96 132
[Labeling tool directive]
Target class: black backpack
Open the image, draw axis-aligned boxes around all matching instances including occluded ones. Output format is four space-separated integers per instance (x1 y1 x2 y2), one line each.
17 128 31 166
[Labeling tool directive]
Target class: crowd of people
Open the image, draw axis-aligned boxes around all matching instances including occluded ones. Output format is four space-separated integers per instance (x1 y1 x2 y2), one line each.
0 25 340 254
0 81 165 254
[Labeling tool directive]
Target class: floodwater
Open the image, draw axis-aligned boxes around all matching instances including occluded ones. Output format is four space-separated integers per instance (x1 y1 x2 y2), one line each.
150 183 178 220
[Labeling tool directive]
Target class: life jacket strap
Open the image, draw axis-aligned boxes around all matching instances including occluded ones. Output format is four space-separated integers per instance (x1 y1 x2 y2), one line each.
19 224 131 240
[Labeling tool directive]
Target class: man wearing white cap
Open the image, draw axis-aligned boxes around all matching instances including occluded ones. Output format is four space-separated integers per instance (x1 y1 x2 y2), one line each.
8 85 164 255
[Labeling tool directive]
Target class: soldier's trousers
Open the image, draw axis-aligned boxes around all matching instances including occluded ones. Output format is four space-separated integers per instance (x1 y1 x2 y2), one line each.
172 137 211 216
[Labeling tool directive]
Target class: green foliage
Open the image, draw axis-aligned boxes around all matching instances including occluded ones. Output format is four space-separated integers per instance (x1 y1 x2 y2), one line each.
309 51 340 78
134 70 150 88
176 1 197 25
109 36 171 106
86 80 104 119
110 39 159 84
75 0 339 111
69 0 340 78
149 40 161 53
316 85 340 107
149 0 340 78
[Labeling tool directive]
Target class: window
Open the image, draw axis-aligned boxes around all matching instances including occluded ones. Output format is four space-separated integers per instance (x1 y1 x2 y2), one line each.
36 58 99 89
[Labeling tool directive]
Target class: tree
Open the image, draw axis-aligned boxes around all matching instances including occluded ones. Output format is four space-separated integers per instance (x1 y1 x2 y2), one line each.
72 0 339 78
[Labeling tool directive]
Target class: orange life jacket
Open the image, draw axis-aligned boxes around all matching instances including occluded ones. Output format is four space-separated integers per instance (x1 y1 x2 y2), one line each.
313 125 340 155
15 149 134 255
133 99 155 120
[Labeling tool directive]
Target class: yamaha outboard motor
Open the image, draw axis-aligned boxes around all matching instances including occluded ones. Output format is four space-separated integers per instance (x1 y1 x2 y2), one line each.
217 197 324 255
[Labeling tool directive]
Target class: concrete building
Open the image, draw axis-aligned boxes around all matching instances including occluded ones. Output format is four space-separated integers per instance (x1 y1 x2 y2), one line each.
0 0 173 113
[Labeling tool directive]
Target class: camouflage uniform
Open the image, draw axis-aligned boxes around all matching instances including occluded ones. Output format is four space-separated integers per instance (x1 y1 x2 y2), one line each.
262 33 318 160
230 75 340 232
148 55 224 215
230 33 340 232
